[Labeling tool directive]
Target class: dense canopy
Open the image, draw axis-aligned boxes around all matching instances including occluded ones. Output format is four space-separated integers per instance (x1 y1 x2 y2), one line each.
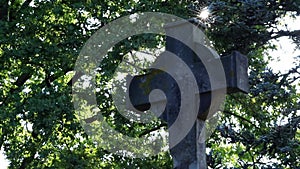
0 0 299 168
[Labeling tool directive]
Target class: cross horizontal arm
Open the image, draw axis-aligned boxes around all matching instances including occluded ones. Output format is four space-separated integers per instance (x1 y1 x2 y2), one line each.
127 51 248 112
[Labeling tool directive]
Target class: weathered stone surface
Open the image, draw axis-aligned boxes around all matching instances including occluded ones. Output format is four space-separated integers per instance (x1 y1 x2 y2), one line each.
128 51 249 116
127 19 249 169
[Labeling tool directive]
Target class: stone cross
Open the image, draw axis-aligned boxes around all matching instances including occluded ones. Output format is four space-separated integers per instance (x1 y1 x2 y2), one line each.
127 19 249 169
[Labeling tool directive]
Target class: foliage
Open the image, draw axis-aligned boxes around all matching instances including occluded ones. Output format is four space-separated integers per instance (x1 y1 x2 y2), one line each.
0 0 299 168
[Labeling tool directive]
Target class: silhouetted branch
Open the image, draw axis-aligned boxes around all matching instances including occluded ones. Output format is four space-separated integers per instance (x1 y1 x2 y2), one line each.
0 0 9 21
223 110 260 130
0 73 31 107
19 0 32 12
138 123 166 137
68 71 84 86
272 29 300 39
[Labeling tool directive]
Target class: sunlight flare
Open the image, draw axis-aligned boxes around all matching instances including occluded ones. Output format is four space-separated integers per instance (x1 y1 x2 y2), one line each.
198 7 210 20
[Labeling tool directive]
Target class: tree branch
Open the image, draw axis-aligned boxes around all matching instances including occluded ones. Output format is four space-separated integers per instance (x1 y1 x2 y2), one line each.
7 0 33 21
67 71 84 86
14 73 31 88
271 29 300 39
0 0 9 21
0 73 31 107
223 110 260 130
138 123 166 137
19 0 32 11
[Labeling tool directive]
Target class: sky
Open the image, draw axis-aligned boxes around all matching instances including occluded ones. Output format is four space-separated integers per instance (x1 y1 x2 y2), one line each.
267 16 300 73
0 14 299 169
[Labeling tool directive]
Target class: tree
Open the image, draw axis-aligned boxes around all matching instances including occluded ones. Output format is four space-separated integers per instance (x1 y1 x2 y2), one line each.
0 0 299 168
202 1 300 168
